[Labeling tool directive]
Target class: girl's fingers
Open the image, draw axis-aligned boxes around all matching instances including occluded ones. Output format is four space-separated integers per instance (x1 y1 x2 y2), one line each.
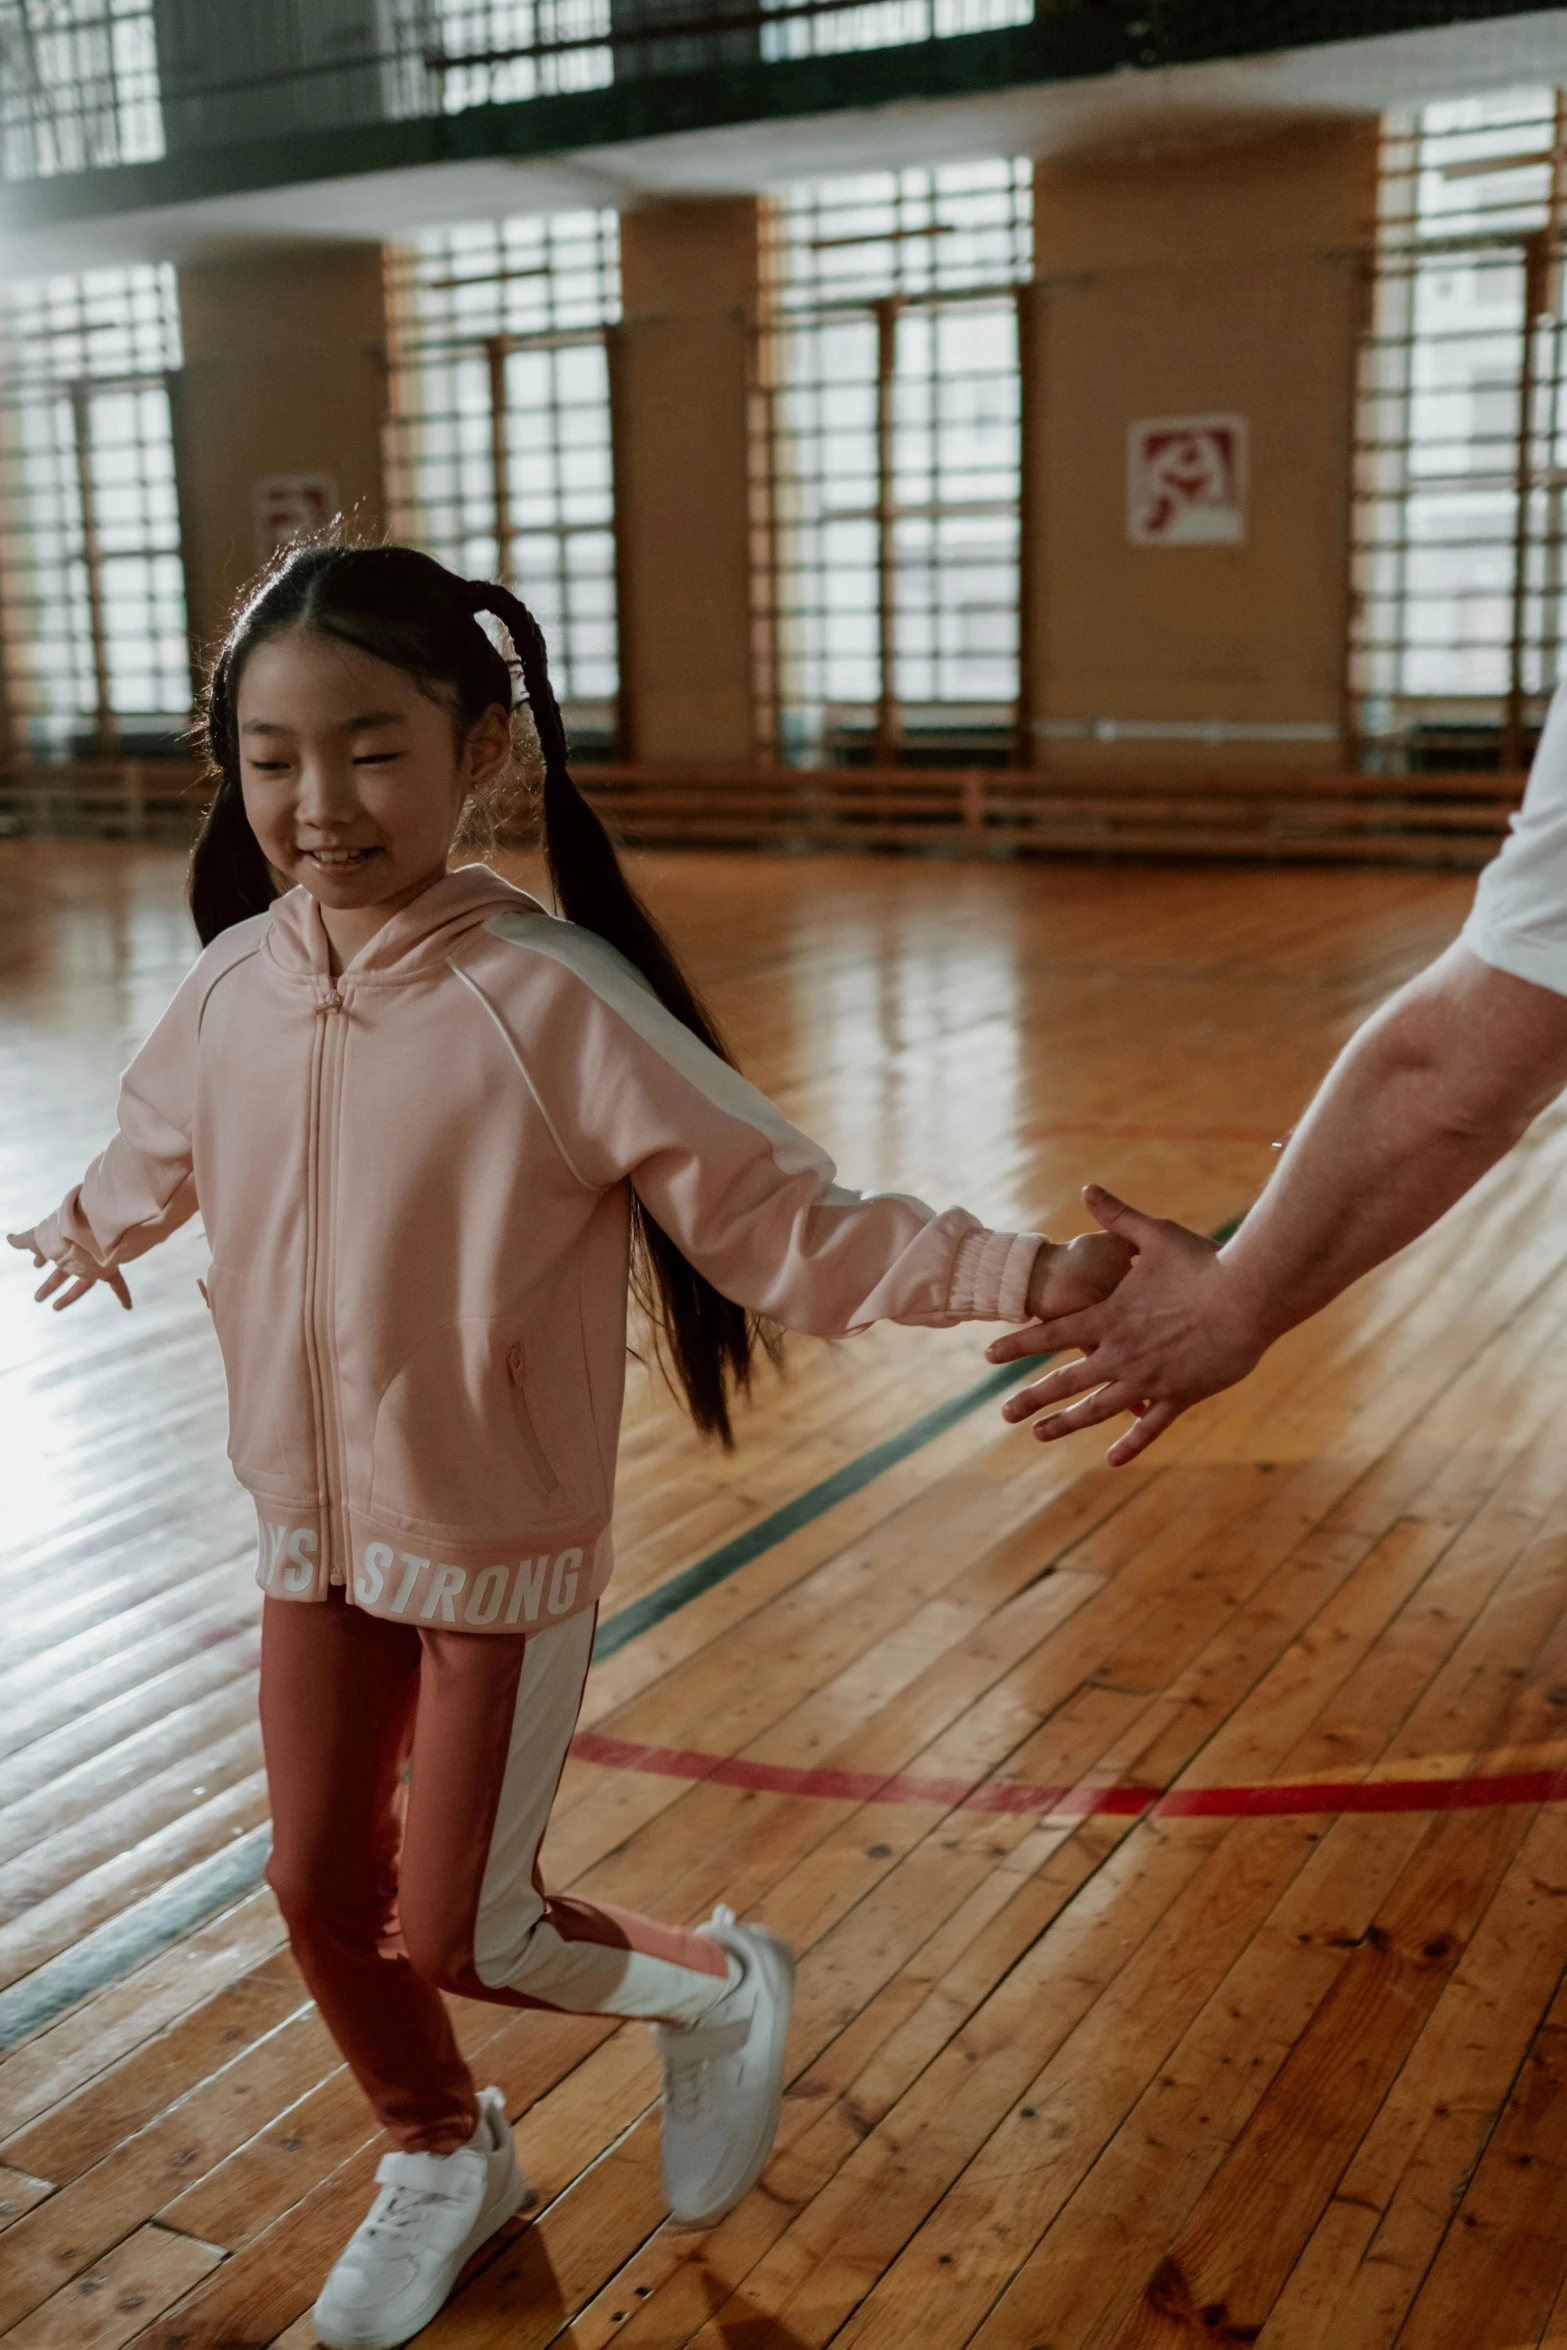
23 1248 131 1309
1105 1399 1182 1466
1000 1356 1101 1422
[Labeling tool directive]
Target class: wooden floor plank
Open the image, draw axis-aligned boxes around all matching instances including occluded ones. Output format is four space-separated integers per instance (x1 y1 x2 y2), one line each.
0 1679 259 1868
0 1894 287 2138
0 2222 222 2350
1 1961 305 2187
0 1771 270 1993
1256 1806 1567 2350
0 2167 54 2234
1388 1981 1567 2350
0 2003 336 2334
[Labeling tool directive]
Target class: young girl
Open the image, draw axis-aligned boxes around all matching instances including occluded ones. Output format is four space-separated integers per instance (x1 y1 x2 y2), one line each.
11 545 1129 2350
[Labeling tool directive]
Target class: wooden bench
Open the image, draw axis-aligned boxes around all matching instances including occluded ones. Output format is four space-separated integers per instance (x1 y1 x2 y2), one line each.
567 762 1527 870
0 762 202 842
0 758 1527 869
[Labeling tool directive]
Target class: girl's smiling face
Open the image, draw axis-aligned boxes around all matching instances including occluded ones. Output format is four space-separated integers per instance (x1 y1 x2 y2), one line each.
236 628 509 955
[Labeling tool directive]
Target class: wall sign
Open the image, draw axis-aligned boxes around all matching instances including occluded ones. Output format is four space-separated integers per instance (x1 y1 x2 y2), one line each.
254 473 340 563
1127 416 1247 546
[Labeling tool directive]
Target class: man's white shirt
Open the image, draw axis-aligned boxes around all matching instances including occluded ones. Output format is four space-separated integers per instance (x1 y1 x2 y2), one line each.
1463 691 1567 996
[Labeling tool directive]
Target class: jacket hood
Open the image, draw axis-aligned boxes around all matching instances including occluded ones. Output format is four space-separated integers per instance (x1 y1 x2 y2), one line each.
263 862 540 982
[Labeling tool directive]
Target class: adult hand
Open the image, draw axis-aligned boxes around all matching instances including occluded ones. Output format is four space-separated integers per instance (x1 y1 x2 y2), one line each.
985 1184 1266 1465
7 1228 132 1312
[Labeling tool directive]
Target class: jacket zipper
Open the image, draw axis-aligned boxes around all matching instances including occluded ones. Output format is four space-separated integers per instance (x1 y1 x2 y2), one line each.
505 1342 562 1493
304 986 352 1583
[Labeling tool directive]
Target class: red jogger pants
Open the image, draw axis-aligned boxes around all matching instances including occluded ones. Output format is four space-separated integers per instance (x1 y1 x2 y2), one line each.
259 1591 732 2152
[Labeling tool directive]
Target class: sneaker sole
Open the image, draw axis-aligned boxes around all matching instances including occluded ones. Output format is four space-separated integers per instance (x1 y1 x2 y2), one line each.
669 1926 797 2228
311 2168 533 2350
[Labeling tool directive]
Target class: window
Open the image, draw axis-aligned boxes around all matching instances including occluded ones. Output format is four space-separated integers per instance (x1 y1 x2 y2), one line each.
759 159 1031 766
0 0 162 180
0 264 189 757
758 0 1031 65
416 0 611 110
384 212 621 750
1351 89 1567 770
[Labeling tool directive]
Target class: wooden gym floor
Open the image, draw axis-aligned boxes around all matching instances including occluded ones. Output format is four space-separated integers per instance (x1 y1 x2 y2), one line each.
5 839 1567 2349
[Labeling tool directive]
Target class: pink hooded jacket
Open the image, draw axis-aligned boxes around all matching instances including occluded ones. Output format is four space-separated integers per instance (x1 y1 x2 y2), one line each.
37 865 1043 1635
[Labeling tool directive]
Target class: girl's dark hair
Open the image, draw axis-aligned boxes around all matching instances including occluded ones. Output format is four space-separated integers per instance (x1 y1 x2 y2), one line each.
192 541 780 1444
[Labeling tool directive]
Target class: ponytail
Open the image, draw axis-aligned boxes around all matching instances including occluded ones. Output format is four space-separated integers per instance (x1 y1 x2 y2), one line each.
189 653 279 946
188 539 779 1446
471 579 782 1446
470 583 722 1044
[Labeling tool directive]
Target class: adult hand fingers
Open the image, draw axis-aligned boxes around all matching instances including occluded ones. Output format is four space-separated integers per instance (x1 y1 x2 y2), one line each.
986 1306 1098 1366
1000 1353 1104 1423
1105 1399 1183 1467
52 1275 95 1310
1085 1185 1219 1272
1030 1380 1146 1442
986 1316 1048 1365
7 1229 45 1265
1081 1184 1171 1251
106 1269 133 1310
32 1265 67 1304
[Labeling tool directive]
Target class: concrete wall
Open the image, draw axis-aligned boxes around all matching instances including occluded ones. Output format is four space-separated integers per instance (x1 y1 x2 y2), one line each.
613 198 759 763
172 242 387 655
1027 124 1377 771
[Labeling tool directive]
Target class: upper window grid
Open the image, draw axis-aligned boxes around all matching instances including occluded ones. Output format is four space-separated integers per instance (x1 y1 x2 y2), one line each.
384 213 621 727
760 161 1031 763
1350 89 1567 767
0 261 188 753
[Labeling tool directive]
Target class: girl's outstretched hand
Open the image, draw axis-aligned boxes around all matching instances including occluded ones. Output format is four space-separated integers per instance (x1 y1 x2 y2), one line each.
1021 1226 1137 1322
7 1228 132 1312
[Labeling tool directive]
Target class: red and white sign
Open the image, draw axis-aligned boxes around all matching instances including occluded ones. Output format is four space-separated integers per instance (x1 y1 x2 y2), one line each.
1127 415 1247 546
254 473 340 563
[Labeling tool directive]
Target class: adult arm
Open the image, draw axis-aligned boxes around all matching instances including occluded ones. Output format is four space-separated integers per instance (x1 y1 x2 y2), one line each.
988 941 1567 1462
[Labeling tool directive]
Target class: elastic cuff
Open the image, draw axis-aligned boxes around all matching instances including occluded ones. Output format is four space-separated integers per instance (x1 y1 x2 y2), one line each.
32 1195 106 1275
32 1221 101 1279
30 1212 65 1262
948 1229 1045 1321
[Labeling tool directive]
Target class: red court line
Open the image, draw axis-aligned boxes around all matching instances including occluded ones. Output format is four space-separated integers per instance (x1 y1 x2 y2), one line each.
566 1732 1567 1821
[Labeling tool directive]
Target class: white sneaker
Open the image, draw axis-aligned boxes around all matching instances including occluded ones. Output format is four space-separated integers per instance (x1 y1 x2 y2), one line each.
312 2085 530 2349
653 1905 796 2227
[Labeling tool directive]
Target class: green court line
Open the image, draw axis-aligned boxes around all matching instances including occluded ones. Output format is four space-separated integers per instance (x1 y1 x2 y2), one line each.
0 1210 1244 2050
594 1360 1028 1661
594 1211 1245 1665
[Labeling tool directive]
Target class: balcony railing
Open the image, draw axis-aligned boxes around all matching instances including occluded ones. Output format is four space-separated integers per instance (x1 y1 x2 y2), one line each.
0 1 1541 189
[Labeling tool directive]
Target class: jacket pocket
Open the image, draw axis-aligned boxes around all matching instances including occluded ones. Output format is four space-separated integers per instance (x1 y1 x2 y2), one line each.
369 1319 584 1536
506 1342 561 1494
